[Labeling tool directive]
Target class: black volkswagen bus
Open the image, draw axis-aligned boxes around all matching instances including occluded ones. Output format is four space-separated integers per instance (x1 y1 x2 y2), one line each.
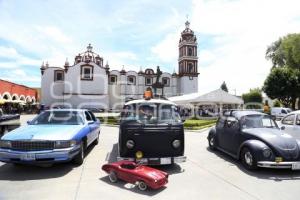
118 98 186 165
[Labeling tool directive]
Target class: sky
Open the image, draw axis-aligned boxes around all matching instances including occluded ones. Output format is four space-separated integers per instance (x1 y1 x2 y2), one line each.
0 0 300 95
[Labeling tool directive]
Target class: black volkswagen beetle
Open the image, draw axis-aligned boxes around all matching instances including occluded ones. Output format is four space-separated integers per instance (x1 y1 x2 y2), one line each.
208 110 300 170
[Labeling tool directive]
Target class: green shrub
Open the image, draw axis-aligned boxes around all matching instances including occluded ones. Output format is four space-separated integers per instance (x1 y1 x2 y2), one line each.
184 119 217 129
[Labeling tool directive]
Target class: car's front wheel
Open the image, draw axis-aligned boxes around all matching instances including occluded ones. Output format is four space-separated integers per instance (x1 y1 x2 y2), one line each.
137 181 148 191
73 142 85 165
208 135 216 150
108 171 118 183
241 147 257 170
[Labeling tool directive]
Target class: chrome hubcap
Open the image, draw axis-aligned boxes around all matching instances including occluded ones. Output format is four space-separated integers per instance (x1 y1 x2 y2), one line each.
244 151 253 166
138 182 147 191
209 137 214 146
109 172 117 182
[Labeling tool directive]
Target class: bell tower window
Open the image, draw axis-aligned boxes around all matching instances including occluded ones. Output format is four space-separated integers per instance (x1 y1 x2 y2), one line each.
188 47 193 56
188 63 194 73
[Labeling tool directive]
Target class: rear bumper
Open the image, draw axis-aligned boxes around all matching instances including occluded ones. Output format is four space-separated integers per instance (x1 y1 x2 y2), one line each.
117 156 186 165
0 145 80 164
257 161 300 170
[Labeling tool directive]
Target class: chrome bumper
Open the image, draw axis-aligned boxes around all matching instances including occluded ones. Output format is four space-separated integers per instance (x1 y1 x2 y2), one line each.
117 156 186 165
0 145 80 163
257 161 300 170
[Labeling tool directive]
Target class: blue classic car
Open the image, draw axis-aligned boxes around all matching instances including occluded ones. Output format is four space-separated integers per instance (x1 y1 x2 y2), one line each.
0 109 100 165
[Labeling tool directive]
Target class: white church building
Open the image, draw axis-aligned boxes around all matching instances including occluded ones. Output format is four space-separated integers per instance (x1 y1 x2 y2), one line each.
41 21 199 110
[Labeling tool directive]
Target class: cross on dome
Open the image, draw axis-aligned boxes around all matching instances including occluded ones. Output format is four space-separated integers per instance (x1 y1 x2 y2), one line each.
185 20 190 29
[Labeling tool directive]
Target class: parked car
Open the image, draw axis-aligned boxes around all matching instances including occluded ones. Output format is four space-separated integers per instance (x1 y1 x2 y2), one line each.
208 110 300 170
279 110 300 140
0 109 20 136
102 161 168 191
0 109 100 165
118 98 186 165
271 107 292 120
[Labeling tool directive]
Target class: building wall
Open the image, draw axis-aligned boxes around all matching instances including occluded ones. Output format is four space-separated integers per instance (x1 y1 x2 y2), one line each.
41 65 194 109
179 76 198 95
41 67 64 106
64 62 108 95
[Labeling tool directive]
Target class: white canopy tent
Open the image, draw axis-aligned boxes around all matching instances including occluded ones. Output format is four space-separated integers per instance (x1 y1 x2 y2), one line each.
169 89 244 116
169 89 243 105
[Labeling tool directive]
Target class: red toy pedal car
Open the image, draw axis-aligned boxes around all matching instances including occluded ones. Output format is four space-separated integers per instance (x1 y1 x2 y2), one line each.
102 161 168 191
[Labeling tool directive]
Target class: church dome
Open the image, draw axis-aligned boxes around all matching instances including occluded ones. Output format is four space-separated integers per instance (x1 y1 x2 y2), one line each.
74 44 103 66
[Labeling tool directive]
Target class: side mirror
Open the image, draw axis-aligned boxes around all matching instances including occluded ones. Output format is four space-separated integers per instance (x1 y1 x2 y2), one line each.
181 119 186 123
27 120 32 125
281 126 285 130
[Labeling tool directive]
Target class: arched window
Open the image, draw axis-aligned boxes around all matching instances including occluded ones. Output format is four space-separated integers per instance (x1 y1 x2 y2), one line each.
109 75 117 85
188 47 193 56
162 77 170 87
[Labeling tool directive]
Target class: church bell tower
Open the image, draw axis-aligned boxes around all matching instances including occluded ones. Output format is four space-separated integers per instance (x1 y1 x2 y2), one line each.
178 21 199 94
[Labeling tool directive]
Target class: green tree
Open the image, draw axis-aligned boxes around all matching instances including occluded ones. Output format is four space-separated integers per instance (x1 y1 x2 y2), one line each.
242 88 263 109
266 34 300 69
263 67 300 109
220 81 228 92
273 99 281 107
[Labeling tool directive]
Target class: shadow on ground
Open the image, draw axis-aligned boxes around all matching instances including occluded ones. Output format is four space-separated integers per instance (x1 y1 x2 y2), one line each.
206 146 300 181
99 176 166 196
106 143 185 175
0 143 96 181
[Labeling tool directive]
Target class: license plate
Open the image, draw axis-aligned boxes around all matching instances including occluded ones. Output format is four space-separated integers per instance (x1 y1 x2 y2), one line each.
136 158 147 164
20 153 36 161
161 158 171 165
292 163 300 170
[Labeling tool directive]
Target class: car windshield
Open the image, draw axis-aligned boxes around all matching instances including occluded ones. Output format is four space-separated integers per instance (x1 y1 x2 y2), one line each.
121 103 182 124
240 115 278 129
31 111 84 125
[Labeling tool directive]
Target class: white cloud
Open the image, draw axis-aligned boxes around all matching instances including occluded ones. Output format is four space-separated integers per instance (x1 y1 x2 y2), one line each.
35 26 72 44
0 46 41 68
0 69 40 84
151 32 179 63
151 0 300 95
193 0 300 94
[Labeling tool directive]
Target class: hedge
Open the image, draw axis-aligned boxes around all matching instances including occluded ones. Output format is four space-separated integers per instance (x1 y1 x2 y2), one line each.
97 117 217 129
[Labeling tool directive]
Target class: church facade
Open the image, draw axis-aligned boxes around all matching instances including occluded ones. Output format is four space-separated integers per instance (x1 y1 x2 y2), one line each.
41 21 199 110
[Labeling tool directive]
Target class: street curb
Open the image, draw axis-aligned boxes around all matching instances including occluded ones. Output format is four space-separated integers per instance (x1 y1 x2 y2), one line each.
185 127 212 133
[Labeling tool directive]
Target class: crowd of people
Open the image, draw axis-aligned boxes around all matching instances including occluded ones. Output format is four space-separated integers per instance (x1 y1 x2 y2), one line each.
0 103 38 115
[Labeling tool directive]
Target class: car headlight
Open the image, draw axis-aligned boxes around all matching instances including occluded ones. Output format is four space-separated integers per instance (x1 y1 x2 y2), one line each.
172 140 181 149
126 140 135 149
262 148 272 158
0 140 11 148
55 140 76 149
